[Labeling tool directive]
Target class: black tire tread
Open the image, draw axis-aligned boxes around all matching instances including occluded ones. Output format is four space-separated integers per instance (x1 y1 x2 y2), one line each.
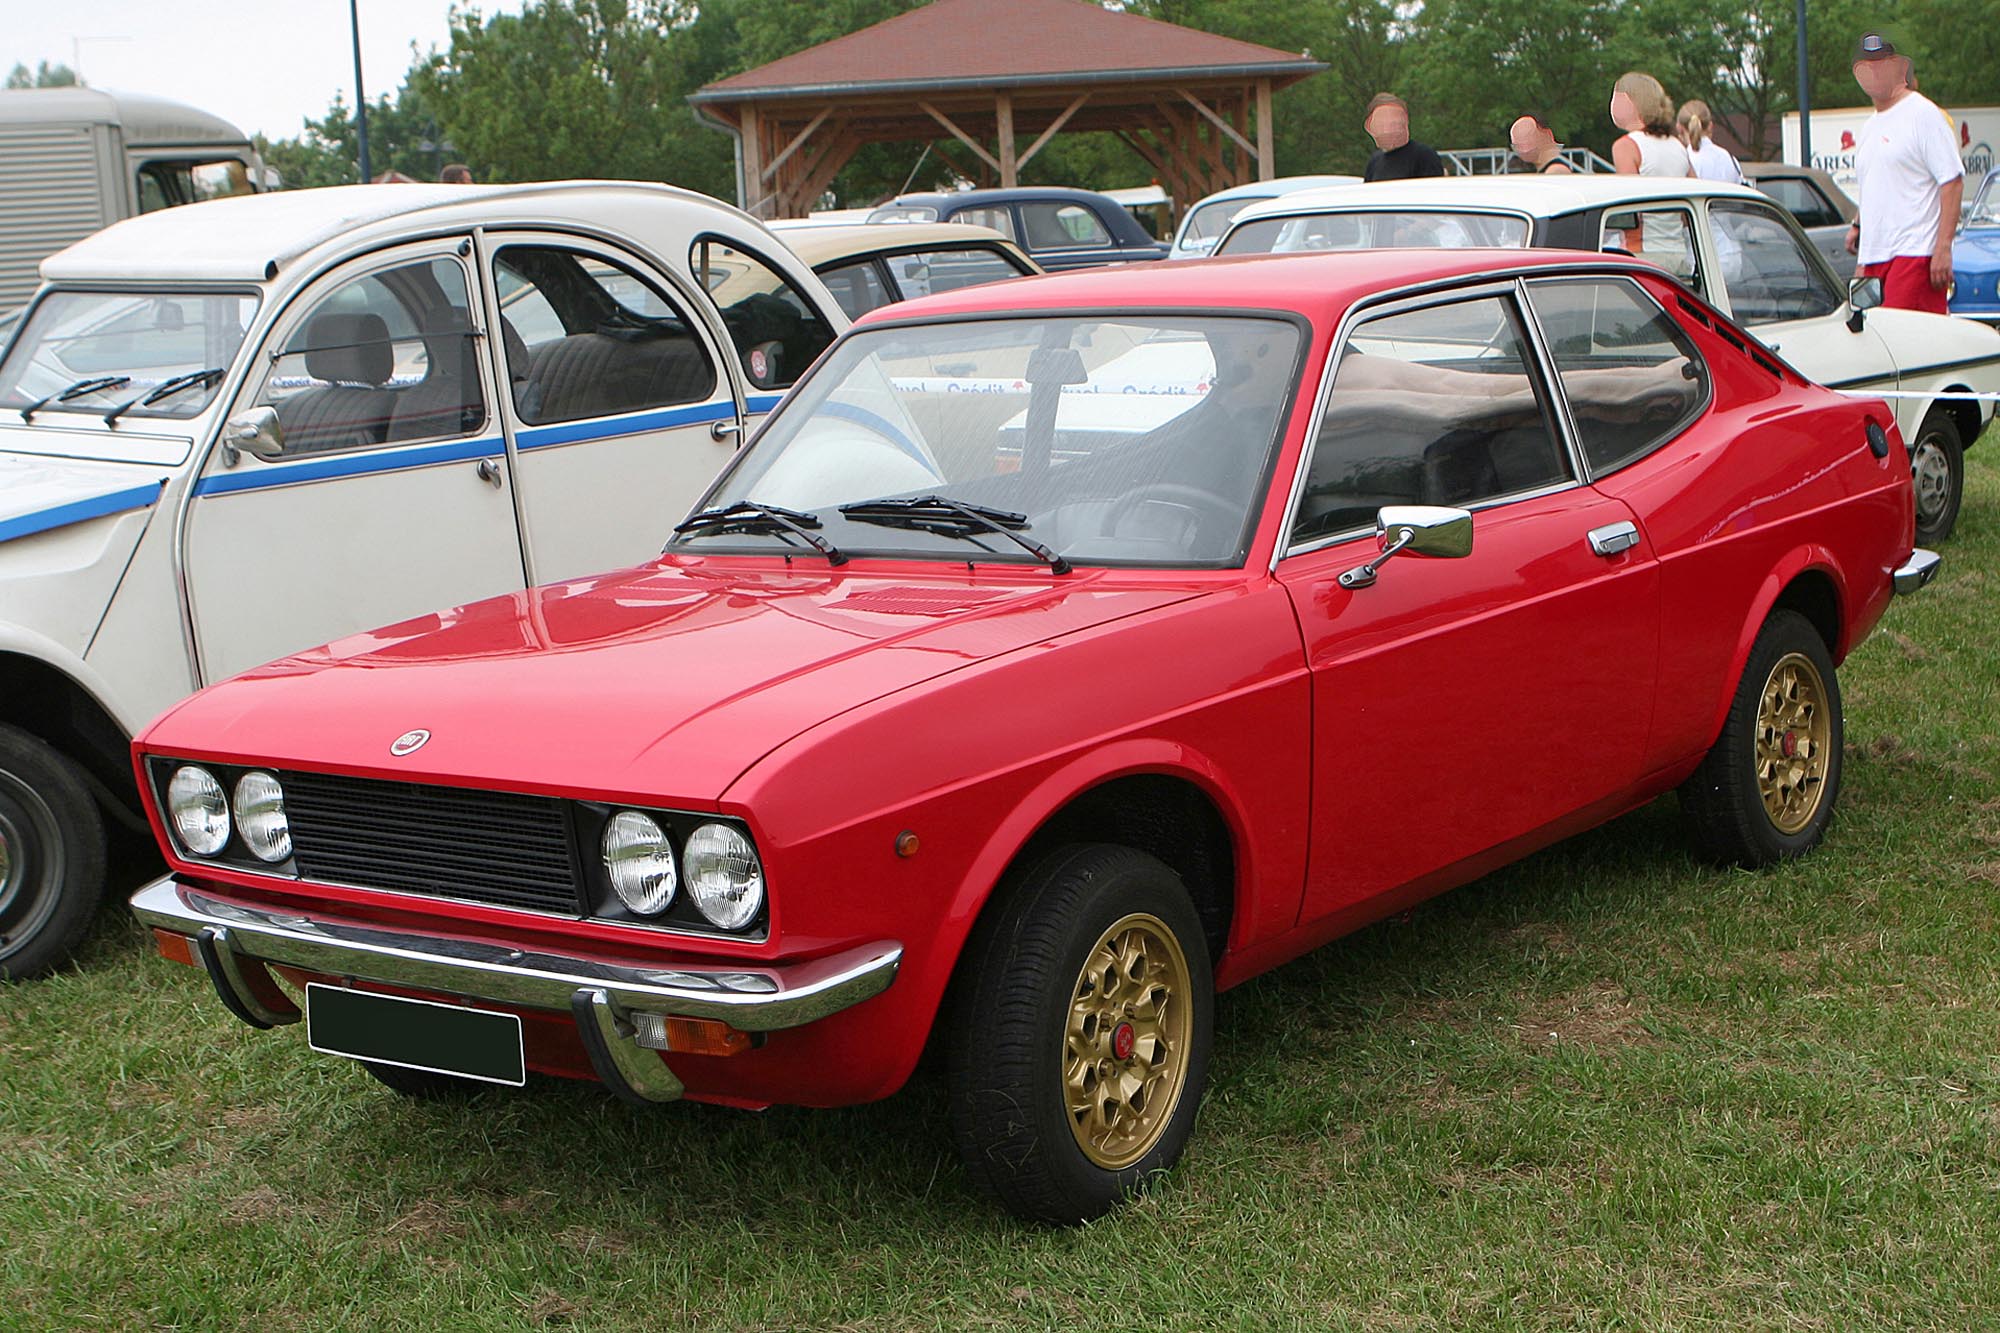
946 842 1212 1224
0 723 108 980
1680 609 1843 868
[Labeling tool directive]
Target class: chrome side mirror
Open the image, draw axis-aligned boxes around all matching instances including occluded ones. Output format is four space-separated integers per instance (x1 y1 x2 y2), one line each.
1338 505 1473 589
1848 275 1884 311
222 405 285 464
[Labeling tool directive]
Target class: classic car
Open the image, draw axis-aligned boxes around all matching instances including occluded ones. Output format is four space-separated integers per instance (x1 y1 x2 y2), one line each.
1217 175 2000 546
867 187 1169 269
1950 169 2000 325
1167 175 1361 260
768 220 1039 319
131 248 1934 1224
1740 161 1859 282
0 181 848 979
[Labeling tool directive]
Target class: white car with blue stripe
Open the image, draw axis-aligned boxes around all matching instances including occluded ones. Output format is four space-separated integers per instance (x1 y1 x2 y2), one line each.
0 181 847 978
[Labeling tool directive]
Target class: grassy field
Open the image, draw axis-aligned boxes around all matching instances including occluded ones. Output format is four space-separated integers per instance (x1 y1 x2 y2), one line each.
3 452 1996 1333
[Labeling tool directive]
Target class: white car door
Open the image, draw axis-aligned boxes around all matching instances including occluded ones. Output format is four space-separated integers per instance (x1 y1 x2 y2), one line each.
487 233 838 584
185 240 527 682
1702 199 1897 403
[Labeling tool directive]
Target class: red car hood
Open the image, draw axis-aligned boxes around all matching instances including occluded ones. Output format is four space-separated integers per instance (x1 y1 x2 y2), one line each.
143 559 1204 802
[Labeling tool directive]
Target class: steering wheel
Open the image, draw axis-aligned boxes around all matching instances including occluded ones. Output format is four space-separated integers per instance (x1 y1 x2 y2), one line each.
1101 483 1240 545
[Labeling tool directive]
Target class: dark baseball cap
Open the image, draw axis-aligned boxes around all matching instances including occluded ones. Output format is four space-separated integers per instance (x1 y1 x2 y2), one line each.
1853 31 1901 61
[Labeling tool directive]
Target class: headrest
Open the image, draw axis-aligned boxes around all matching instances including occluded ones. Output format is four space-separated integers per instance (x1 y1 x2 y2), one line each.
304 312 393 386
418 306 478 379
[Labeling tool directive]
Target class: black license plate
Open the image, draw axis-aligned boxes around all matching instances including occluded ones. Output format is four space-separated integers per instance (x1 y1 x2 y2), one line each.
305 983 526 1086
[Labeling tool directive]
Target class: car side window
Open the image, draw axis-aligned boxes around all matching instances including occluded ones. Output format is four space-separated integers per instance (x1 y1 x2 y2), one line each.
1707 202 1843 325
493 245 716 427
254 256 485 456
689 235 836 391
1290 294 1571 546
885 248 1028 299
952 207 1017 241
816 259 894 320
1525 277 1709 477
1758 177 1843 229
1022 203 1111 249
1600 207 1702 291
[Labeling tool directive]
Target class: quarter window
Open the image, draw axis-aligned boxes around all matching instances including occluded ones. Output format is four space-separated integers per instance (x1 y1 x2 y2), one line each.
255 256 485 455
689 236 835 391
1525 277 1708 477
1291 295 1570 546
951 206 1017 241
816 259 895 320
1707 202 1843 325
1755 177 1844 229
494 246 716 426
1022 203 1111 249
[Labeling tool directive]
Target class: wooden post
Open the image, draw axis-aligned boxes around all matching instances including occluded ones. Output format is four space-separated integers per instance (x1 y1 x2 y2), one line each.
997 92 1017 188
740 104 766 215
1256 79 1274 181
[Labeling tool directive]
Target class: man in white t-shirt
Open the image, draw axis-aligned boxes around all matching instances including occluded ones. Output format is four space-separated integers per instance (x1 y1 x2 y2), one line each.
1844 31 1964 313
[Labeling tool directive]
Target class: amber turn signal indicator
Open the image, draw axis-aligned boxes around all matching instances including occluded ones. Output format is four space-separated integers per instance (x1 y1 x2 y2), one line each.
153 929 196 967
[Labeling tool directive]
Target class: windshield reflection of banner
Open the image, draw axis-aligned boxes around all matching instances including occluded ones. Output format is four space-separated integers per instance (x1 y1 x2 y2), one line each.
826 354 937 474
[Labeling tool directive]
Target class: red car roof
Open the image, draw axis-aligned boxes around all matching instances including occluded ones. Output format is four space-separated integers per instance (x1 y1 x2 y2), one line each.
856 249 1647 327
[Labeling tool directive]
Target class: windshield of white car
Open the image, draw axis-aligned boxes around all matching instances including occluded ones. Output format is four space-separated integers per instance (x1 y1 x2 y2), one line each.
1218 210 1532 256
0 290 257 429
676 313 1303 569
1180 197 1264 245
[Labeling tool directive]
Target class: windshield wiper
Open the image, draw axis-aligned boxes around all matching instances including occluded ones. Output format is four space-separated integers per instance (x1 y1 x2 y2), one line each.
673 501 846 566
102 368 226 428
838 494 1071 575
19 375 130 423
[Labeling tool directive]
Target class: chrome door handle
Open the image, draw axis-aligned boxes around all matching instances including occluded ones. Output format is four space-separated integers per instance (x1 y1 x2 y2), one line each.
711 418 742 442
475 458 503 488
1587 520 1640 556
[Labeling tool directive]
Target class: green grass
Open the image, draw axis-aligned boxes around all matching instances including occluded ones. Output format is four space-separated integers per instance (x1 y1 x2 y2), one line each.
4 452 1998 1332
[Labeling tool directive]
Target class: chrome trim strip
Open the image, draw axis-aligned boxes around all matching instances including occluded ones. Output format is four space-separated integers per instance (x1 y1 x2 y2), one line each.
132 876 901 1032
1893 548 1942 594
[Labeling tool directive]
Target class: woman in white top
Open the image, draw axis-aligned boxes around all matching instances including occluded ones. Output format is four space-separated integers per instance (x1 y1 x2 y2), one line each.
1610 72 1693 178
1677 99 1744 183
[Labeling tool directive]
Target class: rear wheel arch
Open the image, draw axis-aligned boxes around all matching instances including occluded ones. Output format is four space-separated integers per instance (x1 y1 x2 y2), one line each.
1934 386 1983 448
1702 559 1845 753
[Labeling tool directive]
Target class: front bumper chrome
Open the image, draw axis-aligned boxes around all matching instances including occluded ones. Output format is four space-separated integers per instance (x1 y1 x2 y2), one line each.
1893 549 1942 594
131 876 902 1104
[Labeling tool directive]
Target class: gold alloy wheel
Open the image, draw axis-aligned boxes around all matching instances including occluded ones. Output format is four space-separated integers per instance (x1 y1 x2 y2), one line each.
1755 650 1832 835
1063 911 1193 1170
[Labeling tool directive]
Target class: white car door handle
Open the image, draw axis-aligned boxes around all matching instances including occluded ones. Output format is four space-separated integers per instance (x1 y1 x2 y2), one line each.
1587 521 1640 556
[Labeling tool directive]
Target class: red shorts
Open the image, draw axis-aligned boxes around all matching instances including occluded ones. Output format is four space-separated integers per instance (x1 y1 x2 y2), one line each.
1859 255 1949 314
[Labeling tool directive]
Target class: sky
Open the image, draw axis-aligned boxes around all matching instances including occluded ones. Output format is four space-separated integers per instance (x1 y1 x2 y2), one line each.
6 0 523 141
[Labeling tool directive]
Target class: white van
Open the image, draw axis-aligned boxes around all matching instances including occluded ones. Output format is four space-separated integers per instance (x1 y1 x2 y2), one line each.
0 88 261 319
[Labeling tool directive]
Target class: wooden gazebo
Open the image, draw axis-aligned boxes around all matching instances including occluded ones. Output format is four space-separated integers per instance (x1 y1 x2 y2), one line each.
688 0 1325 219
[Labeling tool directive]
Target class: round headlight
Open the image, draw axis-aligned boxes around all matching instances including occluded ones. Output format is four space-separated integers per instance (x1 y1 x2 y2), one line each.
166 765 229 856
602 811 676 915
232 771 291 863
684 823 764 931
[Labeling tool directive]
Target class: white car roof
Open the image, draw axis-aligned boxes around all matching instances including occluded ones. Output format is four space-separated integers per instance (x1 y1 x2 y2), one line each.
1230 175 1774 226
1188 175 1364 210
41 181 765 285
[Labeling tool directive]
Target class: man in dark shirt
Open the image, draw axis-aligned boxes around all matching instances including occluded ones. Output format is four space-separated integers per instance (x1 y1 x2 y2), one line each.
1361 94 1446 181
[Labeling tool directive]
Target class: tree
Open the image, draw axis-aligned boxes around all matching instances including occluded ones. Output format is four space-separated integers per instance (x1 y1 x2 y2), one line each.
5 60 79 89
257 89 457 189
410 0 732 194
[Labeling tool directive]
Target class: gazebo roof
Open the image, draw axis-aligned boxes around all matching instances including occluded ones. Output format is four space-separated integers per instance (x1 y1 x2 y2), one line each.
691 0 1323 104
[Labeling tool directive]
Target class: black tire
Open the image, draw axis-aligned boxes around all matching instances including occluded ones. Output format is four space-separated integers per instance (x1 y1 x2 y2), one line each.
0 724 107 980
1910 408 1964 546
1679 610 1843 867
361 1060 493 1100
946 843 1213 1225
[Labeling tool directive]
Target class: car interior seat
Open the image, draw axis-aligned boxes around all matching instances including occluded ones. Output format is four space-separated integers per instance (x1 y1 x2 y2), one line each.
273 312 395 454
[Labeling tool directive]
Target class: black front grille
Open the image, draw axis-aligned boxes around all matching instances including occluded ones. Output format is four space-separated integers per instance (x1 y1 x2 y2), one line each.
283 770 581 914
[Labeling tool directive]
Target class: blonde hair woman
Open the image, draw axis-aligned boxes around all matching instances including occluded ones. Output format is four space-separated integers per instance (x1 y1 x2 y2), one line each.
1610 73 1692 178
1677 99 1743 183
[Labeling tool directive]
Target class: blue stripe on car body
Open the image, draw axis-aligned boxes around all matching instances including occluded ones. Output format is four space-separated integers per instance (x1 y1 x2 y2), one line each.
0 481 165 544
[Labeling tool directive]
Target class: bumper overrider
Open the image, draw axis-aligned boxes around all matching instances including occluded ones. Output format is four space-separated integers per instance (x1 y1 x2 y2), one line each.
1894 549 1942 594
131 877 902 1105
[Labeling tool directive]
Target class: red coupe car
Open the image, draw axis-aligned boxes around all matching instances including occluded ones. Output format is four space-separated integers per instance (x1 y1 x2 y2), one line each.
130 250 1937 1223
